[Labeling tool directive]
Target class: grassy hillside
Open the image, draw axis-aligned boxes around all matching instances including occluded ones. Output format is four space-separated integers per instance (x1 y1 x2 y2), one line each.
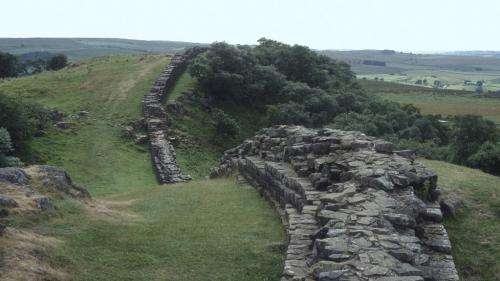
0 38 200 60
419 159 500 281
0 55 285 280
360 79 500 126
0 54 167 195
325 50 500 92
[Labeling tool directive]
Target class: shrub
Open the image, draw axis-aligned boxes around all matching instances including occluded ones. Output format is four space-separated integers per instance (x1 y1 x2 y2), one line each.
214 110 240 139
0 51 22 78
0 128 22 167
0 127 13 154
0 155 23 167
393 138 450 161
450 115 497 164
467 142 500 174
268 102 310 126
0 94 49 150
0 93 50 163
47 53 68 71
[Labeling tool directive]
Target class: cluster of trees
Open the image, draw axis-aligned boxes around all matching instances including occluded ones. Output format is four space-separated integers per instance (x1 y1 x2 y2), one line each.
0 94 50 167
0 51 68 78
189 38 358 128
188 39 500 175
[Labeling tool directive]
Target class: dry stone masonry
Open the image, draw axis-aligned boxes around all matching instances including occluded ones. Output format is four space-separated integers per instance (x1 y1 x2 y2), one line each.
142 47 205 184
211 125 459 281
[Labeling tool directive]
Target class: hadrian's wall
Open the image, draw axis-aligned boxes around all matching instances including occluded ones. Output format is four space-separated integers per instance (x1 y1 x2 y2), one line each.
211 125 459 281
142 47 205 184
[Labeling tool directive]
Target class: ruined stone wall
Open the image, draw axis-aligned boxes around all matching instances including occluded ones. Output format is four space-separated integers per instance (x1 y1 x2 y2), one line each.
211 126 459 281
142 47 205 184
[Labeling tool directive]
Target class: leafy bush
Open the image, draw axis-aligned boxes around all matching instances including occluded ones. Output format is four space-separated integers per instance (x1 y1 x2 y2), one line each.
0 94 49 149
0 128 13 154
0 93 50 164
0 51 22 78
467 142 500 174
268 102 310 126
0 127 22 167
214 110 240 139
47 53 68 71
393 138 451 161
449 115 497 164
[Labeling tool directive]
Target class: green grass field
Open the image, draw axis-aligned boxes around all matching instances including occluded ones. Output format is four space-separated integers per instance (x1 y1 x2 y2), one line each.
167 72 197 103
419 159 500 281
0 54 285 280
360 80 500 125
377 92 500 125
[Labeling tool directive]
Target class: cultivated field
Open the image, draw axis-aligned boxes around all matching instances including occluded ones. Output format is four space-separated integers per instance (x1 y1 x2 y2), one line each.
360 80 500 125
326 50 500 92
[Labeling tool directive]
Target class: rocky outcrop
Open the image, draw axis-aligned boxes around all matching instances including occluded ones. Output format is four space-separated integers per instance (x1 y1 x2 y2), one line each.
0 165 91 235
211 125 459 281
142 47 205 184
0 165 90 280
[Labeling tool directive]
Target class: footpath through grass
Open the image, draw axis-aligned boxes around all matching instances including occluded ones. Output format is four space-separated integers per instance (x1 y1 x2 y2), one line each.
419 159 500 281
0 55 285 280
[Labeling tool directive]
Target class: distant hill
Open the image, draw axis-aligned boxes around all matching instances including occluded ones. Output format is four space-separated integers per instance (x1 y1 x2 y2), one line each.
441 51 500 57
322 49 500 92
0 38 202 60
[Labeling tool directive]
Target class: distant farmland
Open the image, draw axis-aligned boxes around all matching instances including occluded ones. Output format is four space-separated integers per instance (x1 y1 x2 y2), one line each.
360 79 500 125
325 49 500 92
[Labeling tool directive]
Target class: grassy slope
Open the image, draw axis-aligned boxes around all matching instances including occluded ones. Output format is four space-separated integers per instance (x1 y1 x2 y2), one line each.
419 159 500 281
168 82 270 179
0 55 284 280
0 54 165 196
360 79 500 125
167 72 197 102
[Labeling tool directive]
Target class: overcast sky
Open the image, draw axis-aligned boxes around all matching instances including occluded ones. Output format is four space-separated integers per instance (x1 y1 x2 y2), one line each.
1 0 499 52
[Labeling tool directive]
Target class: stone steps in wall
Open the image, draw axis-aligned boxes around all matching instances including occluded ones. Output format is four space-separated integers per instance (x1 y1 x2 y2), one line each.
246 157 306 212
264 161 322 205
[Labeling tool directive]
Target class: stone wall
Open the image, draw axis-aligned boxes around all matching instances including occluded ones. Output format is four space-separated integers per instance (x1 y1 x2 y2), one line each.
211 125 459 281
142 47 205 184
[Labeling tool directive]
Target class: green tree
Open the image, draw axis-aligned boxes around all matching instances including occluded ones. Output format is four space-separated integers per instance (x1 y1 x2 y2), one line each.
213 110 240 139
0 93 49 152
0 51 21 78
268 102 309 126
450 115 497 163
467 142 500 174
47 53 68 70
